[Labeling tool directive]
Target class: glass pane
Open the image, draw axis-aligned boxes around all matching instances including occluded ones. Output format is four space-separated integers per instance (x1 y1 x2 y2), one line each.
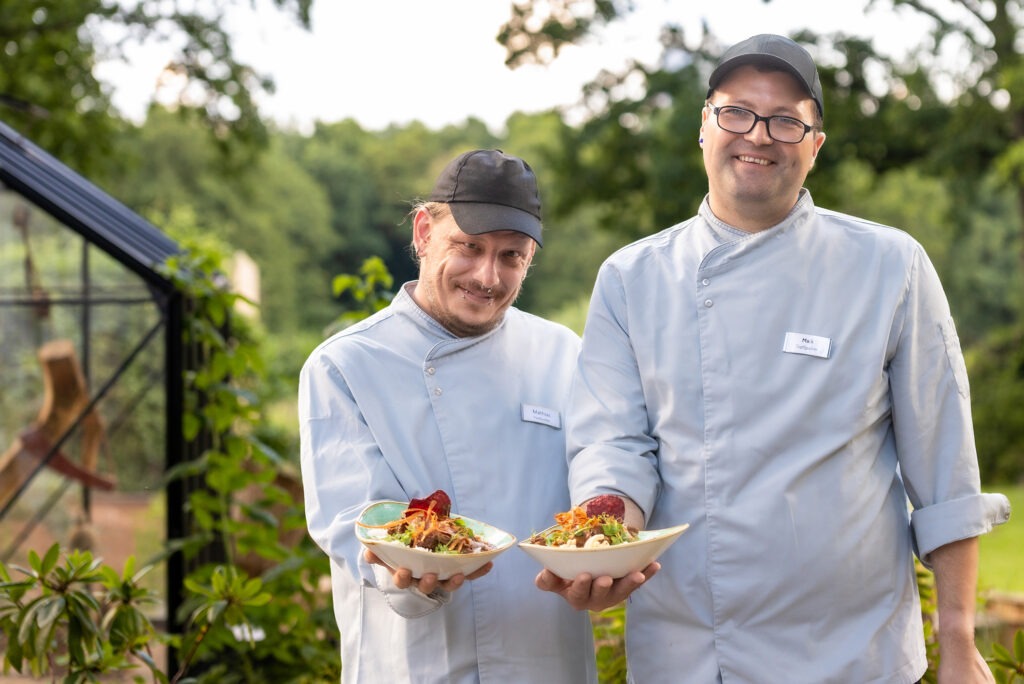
0 183 168 623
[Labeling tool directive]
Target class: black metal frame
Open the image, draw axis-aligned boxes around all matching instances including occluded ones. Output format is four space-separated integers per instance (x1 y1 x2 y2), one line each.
0 118 193 661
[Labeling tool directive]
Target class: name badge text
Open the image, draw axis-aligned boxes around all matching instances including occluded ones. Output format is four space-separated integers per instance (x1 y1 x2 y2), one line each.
782 332 832 359
522 404 562 429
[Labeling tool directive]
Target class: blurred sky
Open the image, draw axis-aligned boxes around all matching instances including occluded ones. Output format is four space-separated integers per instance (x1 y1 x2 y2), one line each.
96 0 937 134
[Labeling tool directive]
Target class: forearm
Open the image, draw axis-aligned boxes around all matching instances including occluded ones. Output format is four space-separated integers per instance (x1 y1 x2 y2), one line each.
929 536 980 654
622 497 645 530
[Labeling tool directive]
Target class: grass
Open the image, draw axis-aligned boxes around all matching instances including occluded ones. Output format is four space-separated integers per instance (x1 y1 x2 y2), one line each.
978 483 1023 594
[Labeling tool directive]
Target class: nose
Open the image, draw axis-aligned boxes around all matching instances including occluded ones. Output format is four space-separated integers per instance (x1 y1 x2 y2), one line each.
471 253 501 289
745 118 774 145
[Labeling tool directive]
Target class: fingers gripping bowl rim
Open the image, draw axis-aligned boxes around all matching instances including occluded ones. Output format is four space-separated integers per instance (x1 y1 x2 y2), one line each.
356 501 517 580
517 523 690 580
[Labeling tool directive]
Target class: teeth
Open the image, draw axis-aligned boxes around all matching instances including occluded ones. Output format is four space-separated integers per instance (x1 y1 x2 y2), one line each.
738 155 770 165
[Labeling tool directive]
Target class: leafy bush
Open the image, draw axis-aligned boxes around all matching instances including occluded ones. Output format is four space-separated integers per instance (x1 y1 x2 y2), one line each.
990 630 1024 683
0 544 165 681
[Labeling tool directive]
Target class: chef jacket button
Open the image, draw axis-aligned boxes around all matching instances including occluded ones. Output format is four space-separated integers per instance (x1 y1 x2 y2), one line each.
426 367 435 375
434 387 443 396
702 278 710 286
704 299 713 307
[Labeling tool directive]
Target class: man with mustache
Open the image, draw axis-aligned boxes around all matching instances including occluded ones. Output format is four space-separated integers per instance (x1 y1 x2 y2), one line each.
300 150 598 683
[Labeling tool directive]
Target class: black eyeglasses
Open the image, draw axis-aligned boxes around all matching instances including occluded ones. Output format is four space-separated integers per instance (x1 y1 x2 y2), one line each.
707 104 816 144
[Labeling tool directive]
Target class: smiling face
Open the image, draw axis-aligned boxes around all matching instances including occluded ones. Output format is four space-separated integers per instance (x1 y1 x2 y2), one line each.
701 64 826 231
411 205 536 337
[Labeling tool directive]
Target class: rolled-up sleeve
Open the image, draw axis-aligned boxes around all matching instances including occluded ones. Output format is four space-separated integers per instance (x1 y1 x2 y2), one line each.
911 494 1011 562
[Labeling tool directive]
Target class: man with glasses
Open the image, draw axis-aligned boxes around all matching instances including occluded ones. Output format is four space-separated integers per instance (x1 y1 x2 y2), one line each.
540 34 1009 683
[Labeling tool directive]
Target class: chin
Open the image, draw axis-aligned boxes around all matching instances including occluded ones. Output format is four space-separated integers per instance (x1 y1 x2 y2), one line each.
445 309 504 337
462 317 502 335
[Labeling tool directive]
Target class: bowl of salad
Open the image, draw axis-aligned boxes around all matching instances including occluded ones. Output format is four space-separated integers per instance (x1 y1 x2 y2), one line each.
356 490 516 580
518 495 689 580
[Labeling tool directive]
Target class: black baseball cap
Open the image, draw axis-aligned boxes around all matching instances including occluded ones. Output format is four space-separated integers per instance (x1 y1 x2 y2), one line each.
708 33 824 118
428 149 544 247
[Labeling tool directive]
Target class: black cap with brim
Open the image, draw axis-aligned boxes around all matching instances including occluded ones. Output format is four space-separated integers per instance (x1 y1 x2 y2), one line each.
708 33 824 118
447 202 543 246
428 149 544 247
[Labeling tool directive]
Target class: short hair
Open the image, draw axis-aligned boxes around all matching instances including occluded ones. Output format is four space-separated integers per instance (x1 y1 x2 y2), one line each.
407 201 452 263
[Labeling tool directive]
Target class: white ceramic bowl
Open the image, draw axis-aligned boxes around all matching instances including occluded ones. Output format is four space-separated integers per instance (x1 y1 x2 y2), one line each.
355 501 516 580
518 523 690 580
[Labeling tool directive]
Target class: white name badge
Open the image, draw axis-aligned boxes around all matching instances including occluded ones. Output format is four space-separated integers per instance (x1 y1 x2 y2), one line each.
782 332 832 359
522 403 562 429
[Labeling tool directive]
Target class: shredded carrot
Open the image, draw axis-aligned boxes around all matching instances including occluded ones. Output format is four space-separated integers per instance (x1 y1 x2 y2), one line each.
358 505 493 554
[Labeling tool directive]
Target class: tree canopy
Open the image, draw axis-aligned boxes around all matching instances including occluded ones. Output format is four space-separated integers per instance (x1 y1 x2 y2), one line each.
0 0 313 175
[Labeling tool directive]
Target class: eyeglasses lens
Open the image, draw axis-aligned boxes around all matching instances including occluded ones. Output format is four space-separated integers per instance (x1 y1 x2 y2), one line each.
714 106 808 144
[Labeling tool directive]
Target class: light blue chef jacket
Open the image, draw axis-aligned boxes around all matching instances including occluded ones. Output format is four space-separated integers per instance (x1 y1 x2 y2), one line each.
300 282 597 684
568 192 1011 684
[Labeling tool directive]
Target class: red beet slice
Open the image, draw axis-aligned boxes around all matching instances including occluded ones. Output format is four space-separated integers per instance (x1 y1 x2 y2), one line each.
406 489 452 517
585 494 625 521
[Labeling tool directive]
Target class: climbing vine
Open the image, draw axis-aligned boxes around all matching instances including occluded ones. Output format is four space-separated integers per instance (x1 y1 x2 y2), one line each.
158 237 339 682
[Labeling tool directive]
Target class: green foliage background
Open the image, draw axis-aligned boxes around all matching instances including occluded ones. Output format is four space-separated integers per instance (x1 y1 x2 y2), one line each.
979 485 1024 594
0 0 1022 680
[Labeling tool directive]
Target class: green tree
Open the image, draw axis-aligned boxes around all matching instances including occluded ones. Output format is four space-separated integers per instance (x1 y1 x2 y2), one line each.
0 0 314 174
0 1 121 177
966 324 1024 483
499 0 628 69
282 117 499 289
108 109 337 333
